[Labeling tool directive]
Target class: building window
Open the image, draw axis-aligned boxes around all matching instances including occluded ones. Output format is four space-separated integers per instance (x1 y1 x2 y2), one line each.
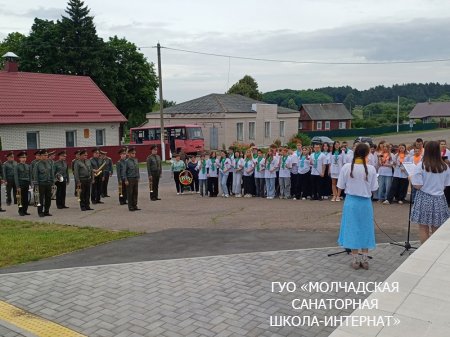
325 121 330 130
264 121 271 138
96 129 106 146
66 130 77 147
316 121 322 130
248 122 255 140
26 132 39 149
236 122 244 141
339 121 347 129
298 121 303 130
279 121 285 137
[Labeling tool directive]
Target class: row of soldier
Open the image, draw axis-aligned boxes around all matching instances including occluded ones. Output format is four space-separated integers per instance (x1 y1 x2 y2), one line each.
0 145 162 215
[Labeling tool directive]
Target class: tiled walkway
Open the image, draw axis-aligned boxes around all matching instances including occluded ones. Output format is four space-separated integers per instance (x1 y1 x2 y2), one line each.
0 244 408 337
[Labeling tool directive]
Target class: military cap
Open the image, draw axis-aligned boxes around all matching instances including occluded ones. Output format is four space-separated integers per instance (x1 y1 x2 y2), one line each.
57 151 67 156
118 148 127 154
74 150 81 155
92 148 100 153
48 150 56 156
79 149 88 155
17 151 27 158
34 150 41 155
40 149 49 155
100 150 107 155
128 147 136 153
6 151 14 157
151 145 158 150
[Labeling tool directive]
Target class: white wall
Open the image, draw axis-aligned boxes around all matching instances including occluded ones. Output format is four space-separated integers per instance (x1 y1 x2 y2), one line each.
0 123 121 150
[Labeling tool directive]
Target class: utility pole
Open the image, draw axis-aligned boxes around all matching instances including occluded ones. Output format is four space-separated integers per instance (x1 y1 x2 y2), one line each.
157 43 166 161
396 95 400 133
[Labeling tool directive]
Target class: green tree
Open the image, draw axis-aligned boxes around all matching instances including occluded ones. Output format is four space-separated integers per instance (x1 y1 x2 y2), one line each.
105 36 158 127
287 98 298 110
19 19 61 73
58 0 104 77
0 32 26 67
227 75 262 100
152 99 177 112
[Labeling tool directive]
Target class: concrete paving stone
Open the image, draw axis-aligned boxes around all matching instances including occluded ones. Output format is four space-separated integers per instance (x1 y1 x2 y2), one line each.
0 245 407 337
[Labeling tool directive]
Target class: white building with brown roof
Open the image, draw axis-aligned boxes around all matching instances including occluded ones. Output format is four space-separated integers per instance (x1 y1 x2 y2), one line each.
144 94 300 150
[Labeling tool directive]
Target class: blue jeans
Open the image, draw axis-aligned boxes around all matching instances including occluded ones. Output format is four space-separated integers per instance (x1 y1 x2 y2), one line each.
378 175 393 200
220 172 229 195
265 177 276 198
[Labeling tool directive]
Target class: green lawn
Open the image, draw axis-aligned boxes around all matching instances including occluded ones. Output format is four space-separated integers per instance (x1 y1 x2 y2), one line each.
0 219 139 268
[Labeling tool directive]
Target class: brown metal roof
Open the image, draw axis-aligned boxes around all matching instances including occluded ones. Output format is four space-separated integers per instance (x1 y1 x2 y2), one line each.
409 102 450 118
300 103 353 120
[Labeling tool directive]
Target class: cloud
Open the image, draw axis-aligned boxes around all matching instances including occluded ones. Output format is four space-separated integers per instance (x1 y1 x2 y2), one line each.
0 6 63 20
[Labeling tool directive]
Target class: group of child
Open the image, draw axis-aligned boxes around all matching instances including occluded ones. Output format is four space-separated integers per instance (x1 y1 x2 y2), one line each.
170 138 450 206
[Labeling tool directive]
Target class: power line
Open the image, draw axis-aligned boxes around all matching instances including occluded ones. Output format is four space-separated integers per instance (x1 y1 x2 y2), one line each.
141 45 450 65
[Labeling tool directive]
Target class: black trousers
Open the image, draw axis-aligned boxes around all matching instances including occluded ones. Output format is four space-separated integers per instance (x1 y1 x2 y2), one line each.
255 177 265 198
119 180 128 205
297 172 311 198
321 166 332 196
250 173 256 195
190 173 199 192
127 178 139 210
227 172 233 194
275 171 280 197
101 174 110 197
18 183 30 214
243 175 253 195
291 173 298 197
79 180 91 210
207 176 218 197
6 179 17 204
311 174 323 199
91 176 102 203
55 181 67 208
149 172 160 200
173 171 182 193
387 177 409 202
37 183 52 214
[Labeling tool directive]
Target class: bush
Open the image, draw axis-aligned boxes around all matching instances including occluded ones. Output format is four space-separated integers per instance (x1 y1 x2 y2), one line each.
287 133 311 149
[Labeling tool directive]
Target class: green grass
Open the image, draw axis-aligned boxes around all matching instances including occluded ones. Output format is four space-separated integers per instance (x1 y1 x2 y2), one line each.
0 219 139 268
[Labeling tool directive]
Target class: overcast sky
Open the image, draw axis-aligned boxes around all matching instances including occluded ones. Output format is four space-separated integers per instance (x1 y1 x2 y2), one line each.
1 0 450 102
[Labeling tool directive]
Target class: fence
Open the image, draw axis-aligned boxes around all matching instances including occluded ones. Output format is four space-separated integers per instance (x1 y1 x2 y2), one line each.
0 144 171 164
303 123 439 138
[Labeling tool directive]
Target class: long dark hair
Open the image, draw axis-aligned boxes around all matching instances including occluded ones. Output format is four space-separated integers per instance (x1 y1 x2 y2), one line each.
350 143 370 181
422 141 448 173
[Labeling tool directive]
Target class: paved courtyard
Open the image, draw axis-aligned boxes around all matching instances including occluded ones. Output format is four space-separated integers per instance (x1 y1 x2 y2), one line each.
0 244 409 337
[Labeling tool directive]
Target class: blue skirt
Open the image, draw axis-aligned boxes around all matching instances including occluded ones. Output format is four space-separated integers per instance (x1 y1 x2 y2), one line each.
338 194 376 250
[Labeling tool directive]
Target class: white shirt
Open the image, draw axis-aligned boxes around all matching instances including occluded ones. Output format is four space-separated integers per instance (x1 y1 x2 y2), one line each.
368 152 378 168
206 158 218 178
232 158 245 174
392 153 409 179
342 149 354 164
330 151 344 177
279 156 292 178
310 152 326 176
219 158 232 174
297 155 311 174
337 163 379 198
378 153 394 177
254 157 265 179
264 156 278 179
243 158 254 176
410 164 450 196
196 160 208 180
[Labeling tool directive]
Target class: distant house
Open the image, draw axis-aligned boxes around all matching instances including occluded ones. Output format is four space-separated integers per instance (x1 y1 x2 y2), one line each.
144 93 299 150
0 52 127 151
409 102 450 123
298 103 353 131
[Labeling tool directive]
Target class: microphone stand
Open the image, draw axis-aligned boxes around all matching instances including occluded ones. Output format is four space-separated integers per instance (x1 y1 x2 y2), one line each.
390 190 418 256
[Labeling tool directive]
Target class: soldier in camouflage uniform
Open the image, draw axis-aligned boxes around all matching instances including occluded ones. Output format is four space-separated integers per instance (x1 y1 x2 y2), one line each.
54 151 70 209
122 147 140 211
3 151 17 205
33 149 54 217
116 148 128 205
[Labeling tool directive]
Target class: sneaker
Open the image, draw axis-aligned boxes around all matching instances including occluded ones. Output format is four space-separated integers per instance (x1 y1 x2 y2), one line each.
293 197 297 200
331 197 336 202
398 200 403 205
323 196 329 200
196 191 200 194
383 200 390 205
336 197 341 202
302 197 306 200
177 192 180 195
225 194 229 198
236 194 242 198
